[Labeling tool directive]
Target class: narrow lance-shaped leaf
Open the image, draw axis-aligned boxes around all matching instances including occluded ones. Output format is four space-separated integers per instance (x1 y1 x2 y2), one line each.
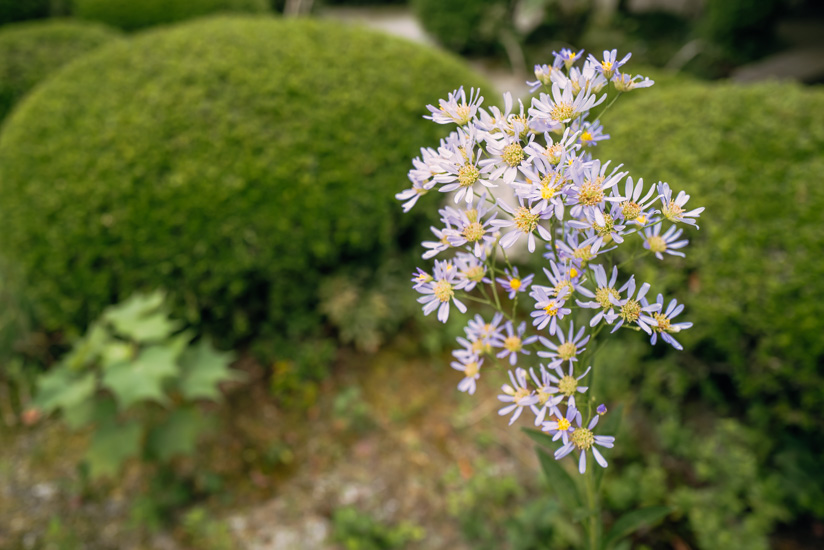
601 506 672 550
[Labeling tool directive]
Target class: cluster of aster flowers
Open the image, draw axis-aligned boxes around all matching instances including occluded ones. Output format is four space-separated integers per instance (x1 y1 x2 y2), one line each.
397 49 703 475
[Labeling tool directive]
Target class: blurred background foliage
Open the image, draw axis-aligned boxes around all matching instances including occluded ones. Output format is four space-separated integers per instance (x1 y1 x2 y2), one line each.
0 0 821 548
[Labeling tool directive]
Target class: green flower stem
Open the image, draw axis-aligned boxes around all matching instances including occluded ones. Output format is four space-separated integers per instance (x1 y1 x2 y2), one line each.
585 464 600 550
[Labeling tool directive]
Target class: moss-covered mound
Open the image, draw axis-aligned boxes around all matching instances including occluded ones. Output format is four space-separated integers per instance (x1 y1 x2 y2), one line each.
0 16 489 350
598 81 824 433
0 19 122 121
75 0 270 31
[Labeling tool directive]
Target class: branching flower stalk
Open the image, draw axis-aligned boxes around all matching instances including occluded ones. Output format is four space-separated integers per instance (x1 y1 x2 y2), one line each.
398 48 703 549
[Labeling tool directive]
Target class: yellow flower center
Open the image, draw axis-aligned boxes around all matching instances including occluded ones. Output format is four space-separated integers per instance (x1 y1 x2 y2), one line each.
462 265 485 282
581 131 593 143
509 278 522 290
434 280 454 303
553 280 573 299
458 164 480 188
502 143 525 167
546 143 564 164
504 335 522 353
557 417 571 431
620 299 641 322
550 102 574 122
653 312 672 333
571 427 595 450
647 235 667 253
513 387 531 404
593 213 615 238
663 200 683 221
463 361 479 378
595 287 620 309
569 267 579 278
558 375 578 396
543 304 558 316
621 201 641 220
462 221 485 242
557 341 577 361
514 206 539 234
578 178 604 207
573 246 594 262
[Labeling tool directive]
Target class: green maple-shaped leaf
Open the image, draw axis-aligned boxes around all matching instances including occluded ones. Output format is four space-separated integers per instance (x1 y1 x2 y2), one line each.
177 339 241 401
85 419 142 479
35 367 97 414
63 396 117 430
102 344 181 409
146 406 211 462
103 291 181 343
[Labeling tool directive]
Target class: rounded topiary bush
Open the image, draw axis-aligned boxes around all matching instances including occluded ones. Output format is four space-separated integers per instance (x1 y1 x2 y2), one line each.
0 19 122 121
597 82 824 434
413 0 508 55
0 16 489 351
75 0 270 31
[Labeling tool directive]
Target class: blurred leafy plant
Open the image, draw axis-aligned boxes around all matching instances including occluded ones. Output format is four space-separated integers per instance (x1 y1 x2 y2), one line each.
180 506 236 550
34 291 242 479
331 506 423 550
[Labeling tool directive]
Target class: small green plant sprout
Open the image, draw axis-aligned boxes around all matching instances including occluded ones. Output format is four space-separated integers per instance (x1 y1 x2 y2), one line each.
34 291 243 479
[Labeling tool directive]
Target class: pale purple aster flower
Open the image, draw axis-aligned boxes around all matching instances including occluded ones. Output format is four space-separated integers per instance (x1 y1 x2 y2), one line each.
454 252 487 291
643 293 693 351
528 365 564 426
442 195 498 257
515 164 567 221
552 232 599 270
566 159 626 226
568 59 609 95
433 127 496 204
542 260 580 300
450 355 483 395
537 321 590 368
497 367 539 425
489 197 554 253
609 280 661 334
479 132 533 186
491 320 538 366
644 223 688 260
524 127 581 167
597 404 607 415
567 203 627 253
411 267 433 290
425 86 483 126
475 91 531 140
553 48 584 69
587 49 631 79
395 178 435 213
529 82 606 129
529 287 571 334
574 119 610 147
421 224 453 260
416 260 468 323
545 363 590 407
657 182 704 228
613 176 658 225
526 61 562 92
612 72 654 92
576 264 633 326
465 312 505 344
496 267 535 299
555 411 615 474
541 403 580 443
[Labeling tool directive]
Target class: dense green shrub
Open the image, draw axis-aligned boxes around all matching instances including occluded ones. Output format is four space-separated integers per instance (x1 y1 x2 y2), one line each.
0 19 122 121
0 0 50 26
412 0 508 55
700 0 784 62
75 0 270 31
596 81 824 516
0 17 489 357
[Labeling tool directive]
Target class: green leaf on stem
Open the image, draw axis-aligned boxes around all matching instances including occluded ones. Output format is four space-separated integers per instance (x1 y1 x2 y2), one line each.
85 418 142 479
601 506 671 550
535 445 582 510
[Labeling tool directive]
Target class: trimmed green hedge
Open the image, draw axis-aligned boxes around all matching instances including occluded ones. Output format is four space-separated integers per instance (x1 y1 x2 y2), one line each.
0 16 489 353
0 19 122 121
597 81 824 518
412 0 507 55
75 0 270 31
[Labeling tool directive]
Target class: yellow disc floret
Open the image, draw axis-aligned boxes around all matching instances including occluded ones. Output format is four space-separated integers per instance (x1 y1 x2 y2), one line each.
502 143 525 167
509 278 522 291
514 206 539 234
557 341 577 361
571 427 595 450
557 417 571 431
458 164 480 188
647 235 667 254
595 287 620 309
620 299 641 323
434 279 454 303
558 375 578 396
504 335 523 353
